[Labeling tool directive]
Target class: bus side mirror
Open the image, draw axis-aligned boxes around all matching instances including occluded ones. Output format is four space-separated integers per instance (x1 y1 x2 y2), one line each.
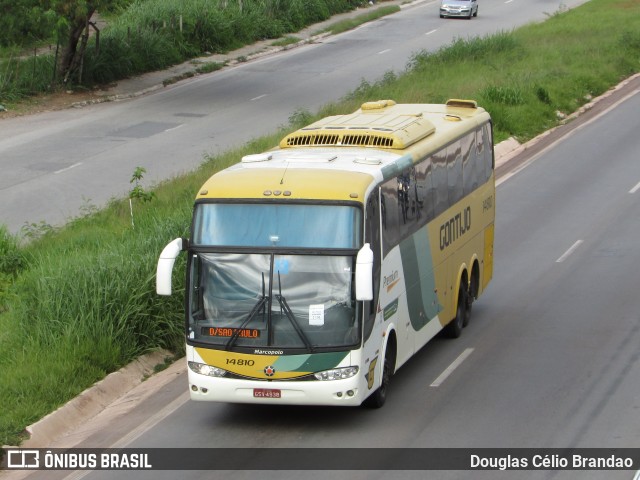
156 238 186 295
355 243 374 301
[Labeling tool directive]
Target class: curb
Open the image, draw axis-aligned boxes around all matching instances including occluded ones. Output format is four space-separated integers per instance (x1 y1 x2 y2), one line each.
18 350 174 448
494 137 521 168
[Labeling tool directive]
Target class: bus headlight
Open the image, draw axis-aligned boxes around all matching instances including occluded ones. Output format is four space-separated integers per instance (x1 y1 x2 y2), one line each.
188 361 227 377
314 366 359 381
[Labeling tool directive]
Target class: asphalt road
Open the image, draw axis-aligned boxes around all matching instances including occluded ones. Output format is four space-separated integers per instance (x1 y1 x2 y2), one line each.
0 0 589 234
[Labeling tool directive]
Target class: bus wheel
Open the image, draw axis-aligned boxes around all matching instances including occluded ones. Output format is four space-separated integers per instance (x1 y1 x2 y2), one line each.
462 283 472 328
364 346 393 408
446 286 469 338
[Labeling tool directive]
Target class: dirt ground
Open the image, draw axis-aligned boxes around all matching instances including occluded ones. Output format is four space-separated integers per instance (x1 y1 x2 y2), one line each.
0 86 115 119
1 12 112 119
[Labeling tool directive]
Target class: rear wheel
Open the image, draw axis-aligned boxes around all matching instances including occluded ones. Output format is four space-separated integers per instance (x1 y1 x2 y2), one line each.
446 285 470 338
462 282 472 328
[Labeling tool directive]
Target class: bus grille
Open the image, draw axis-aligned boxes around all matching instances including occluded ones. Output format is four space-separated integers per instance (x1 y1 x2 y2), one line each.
285 134 340 146
284 133 395 148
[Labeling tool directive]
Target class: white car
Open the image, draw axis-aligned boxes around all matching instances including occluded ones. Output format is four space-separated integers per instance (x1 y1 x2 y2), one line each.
440 0 478 19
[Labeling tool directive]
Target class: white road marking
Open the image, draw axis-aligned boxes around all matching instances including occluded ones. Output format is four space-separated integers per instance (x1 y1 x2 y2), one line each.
62 392 190 480
430 348 474 387
629 181 640 194
378 49 391 55
54 162 83 175
426 29 438 36
165 124 184 133
251 94 268 101
556 239 583 263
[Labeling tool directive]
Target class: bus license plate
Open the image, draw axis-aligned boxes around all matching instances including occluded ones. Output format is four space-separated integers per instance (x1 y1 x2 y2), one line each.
253 388 281 398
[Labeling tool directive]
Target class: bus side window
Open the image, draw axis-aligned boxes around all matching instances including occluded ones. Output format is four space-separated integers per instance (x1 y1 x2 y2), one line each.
432 147 448 217
364 191 381 342
484 122 495 178
477 124 494 183
189 254 203 319
380 178 399 257
398 167 421 238
462 131 478 195
415 159 435 226
447 139 463 206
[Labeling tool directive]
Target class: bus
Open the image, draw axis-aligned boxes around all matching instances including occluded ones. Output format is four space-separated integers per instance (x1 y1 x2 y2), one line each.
156 99 494 408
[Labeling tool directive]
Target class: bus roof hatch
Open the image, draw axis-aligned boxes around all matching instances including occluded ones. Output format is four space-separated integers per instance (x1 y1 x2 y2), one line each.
280 101 436 150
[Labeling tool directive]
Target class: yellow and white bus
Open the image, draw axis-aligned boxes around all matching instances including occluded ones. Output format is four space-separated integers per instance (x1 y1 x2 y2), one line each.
157 99 494 408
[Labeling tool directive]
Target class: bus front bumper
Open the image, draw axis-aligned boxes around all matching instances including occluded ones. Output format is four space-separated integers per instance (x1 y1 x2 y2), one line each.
188 370 363 406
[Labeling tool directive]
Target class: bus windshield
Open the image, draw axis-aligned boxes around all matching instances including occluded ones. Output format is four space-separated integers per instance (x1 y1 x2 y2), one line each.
188 253 359 350
192 203 362 249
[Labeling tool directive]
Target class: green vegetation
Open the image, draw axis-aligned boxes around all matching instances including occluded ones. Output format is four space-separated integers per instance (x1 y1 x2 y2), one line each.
270 36 301 48
318 4 400 35
160 61 226 87
0 0 365 102
1 0 639 447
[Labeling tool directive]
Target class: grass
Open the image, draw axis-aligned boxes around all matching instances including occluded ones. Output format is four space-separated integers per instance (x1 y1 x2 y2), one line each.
162 61 226 86
319 4 401 35
0 0 639 448
271 36 301 47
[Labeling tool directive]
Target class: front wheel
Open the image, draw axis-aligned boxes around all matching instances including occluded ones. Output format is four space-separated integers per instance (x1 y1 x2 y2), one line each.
363 346 394 408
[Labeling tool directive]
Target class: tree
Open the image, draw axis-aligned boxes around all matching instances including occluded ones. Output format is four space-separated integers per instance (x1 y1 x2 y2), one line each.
47 1 93 83
46 0 124 84
0 0 54 47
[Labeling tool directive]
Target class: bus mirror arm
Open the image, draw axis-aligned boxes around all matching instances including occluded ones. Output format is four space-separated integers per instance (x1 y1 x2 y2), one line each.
355 243 374 301
156 237 185 295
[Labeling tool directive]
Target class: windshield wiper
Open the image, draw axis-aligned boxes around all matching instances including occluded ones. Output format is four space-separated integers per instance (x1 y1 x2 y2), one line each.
226 273 267 350
275 272 314 353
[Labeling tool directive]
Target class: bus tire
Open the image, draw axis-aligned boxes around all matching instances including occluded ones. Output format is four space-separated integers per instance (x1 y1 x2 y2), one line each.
363 341 395 408
462 283 472 328
446 285 469 338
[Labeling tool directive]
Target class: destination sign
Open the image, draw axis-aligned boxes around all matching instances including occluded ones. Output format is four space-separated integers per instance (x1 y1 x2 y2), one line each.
201 327 260 338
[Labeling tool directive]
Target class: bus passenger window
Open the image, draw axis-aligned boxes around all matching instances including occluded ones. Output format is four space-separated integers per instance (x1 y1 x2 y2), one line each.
364 192 381 342
380 179 399 256
447 140 463 205
432 148 448 217
415 160 434 225
462 131 478 195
